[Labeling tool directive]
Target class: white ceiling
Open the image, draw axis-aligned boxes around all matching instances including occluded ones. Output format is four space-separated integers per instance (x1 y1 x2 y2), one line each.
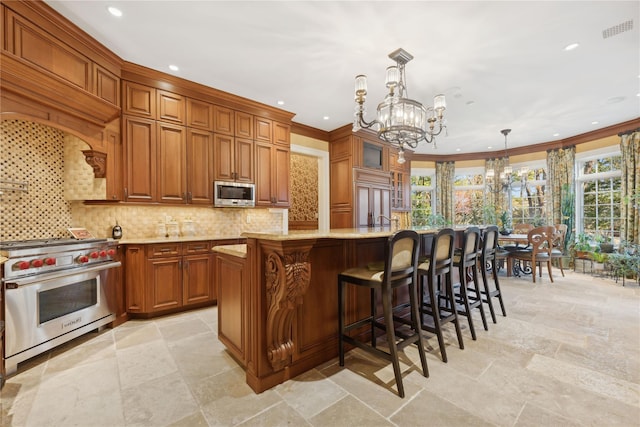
45 1 640 156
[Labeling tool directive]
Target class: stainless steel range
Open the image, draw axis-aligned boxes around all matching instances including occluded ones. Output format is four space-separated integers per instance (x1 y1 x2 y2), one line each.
1 238 121 374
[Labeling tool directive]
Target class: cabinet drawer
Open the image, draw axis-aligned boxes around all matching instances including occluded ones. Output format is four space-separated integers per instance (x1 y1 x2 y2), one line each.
184 241 211 254
147 243 182 258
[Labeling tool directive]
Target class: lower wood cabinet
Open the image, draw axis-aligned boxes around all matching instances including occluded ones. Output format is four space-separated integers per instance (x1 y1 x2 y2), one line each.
125 241 216 315
215 251 247 365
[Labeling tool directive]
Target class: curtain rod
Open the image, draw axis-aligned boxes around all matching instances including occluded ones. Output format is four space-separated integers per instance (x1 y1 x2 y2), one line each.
618 127 640 136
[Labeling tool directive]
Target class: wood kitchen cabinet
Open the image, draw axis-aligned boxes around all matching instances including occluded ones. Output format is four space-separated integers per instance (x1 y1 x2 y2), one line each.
215 251 247 365
157 122 187 203
105 124 123 201
255 141 290 207
186 128 215 204
125 241 216 315
329 126 397 228
389 149 411 212
214 134 254 183
354 169 391 227
123 115 156 202
255 120 290 207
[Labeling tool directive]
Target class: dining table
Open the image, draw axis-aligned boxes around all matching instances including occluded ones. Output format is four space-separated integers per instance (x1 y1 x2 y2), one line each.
497 233 531 277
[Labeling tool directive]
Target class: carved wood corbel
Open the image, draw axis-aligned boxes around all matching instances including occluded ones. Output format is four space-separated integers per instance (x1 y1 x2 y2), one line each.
82 150 107 178
264 247 312 371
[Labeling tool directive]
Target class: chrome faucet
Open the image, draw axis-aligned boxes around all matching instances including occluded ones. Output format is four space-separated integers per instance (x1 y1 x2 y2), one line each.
378 215 400 230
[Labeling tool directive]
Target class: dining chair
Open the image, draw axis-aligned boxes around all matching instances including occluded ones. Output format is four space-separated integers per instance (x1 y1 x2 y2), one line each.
508 226 555 283
338 229 428 398
550 223 568 277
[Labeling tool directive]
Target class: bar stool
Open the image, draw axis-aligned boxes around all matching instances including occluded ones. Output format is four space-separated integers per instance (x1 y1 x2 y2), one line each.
452 226 487 340
338 230 428 398
417 228 464 363
479 226 507 322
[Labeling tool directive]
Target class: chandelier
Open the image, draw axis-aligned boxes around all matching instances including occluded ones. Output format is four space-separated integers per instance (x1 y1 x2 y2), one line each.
352 48 447 163
486 129 528 194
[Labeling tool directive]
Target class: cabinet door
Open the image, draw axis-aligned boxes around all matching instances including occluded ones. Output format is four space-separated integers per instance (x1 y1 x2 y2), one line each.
214 133 235 181
105 128 123 201
216 254 246 364
272 145 290 207
147 257 182 312
94 65 120 106
235 137 254 183
186 129 214 204
254 141 272 206
125 245 146 313
123 116 156 202
123 81 155 118
183 254 214 305
187 98 214 130
157 90 185 124
355 184 371 228
235 112 254 139
273 122 290 147
255 117 272 143
157 122 187 203
213 106 234 135
372 186 391 225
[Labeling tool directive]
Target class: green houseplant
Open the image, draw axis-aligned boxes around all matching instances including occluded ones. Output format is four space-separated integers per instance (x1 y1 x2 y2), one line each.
572 233 592 259
499 211 512 235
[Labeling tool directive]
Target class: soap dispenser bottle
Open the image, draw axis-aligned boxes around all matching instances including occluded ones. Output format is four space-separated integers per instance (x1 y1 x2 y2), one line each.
112 220 123 239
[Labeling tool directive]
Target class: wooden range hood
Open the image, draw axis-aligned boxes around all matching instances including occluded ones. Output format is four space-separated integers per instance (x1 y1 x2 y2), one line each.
0 0 122 178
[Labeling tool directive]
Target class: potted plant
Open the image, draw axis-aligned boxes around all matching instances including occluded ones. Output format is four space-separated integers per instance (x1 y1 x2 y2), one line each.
499 211 513 235
572 233 592 259
594 232 615 253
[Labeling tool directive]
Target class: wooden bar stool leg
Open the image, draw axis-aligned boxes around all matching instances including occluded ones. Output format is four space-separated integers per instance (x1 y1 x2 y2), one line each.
409 279 429 378
381 284 404 398
480 258 497 323
471 262 488 331
338 278 345 366
459 264 477 340
447 274 465 350
426 275 448 363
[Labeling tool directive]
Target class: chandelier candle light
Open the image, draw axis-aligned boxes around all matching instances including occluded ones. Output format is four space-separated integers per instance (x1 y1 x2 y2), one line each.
353 48 447 163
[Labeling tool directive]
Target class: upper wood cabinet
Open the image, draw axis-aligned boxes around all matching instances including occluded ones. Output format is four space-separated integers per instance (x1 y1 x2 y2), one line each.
214 134 254 183
186 129 215 205
187 98 214 130
273 122 290 146
105 127 123 201
123 115 156 202
255 142 289 207
123 81 156 118
255 117 272 143
157 90 185 124
235 111 254 139
94 65 120 106
213 105 234 135
157 122 187 203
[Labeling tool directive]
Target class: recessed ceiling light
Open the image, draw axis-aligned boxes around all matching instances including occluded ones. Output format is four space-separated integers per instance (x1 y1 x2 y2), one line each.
455 148 461 152
607 96 625 104
487 146 492 149
107 6 122 17
591 121 599 125
564 43 579 51
323 116 330 120
168 65 179 71
553 133 560 137
277 100 285 106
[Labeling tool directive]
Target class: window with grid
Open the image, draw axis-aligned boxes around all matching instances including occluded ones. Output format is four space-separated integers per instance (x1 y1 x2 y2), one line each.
577 153 622 244
510 166 547 225
410 173 434 226
454 171 484 225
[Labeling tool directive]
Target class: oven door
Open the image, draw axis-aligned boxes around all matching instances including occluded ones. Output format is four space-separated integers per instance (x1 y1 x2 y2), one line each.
4 262 120 363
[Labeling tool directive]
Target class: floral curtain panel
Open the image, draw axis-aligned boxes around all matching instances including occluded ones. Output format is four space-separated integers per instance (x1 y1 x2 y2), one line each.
436 161 455 224
620 130 640 244
546 146 575 227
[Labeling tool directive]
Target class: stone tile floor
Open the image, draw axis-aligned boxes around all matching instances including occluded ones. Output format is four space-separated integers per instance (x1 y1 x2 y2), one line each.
1 269 639 426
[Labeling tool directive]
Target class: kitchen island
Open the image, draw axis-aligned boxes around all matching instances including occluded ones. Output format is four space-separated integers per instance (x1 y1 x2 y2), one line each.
214 227 440 393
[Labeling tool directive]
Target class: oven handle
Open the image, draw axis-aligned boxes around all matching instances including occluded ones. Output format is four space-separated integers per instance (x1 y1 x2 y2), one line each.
4 261 122 289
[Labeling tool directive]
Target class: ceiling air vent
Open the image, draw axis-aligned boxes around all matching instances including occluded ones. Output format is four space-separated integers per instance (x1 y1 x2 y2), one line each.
602 20 633 39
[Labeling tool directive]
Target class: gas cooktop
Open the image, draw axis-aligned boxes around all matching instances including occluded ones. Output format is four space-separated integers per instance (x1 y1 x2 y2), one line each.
0 238 108 250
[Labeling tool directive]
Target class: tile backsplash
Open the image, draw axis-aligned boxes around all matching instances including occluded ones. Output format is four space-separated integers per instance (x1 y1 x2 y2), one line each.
1 119 284 241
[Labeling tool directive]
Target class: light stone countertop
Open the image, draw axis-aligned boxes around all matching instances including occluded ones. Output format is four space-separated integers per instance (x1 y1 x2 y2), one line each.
241 227 450 241
212 244 247 258
117 234 244 245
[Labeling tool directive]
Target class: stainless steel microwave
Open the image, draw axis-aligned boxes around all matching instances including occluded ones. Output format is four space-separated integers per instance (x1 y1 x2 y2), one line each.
214 181 255 207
